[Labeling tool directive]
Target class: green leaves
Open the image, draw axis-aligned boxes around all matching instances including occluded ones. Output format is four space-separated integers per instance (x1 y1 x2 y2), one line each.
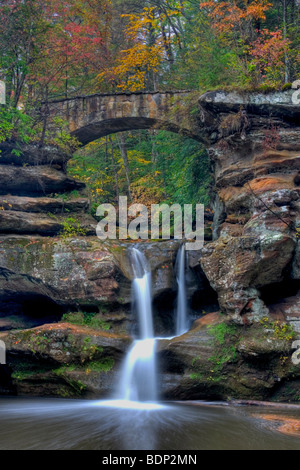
0 106 35 146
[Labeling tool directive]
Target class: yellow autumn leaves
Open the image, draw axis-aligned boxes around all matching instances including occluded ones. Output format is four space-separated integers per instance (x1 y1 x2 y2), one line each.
97 5 182 92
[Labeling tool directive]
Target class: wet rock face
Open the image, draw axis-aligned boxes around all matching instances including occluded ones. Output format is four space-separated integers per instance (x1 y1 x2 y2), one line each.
158 313 300 402
0 238 131 318
198 90 300 324
0 236 202 336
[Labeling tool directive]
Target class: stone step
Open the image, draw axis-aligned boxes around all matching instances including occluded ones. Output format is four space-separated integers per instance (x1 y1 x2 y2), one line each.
0 165 85 196
0 142 71 167
0 210 96 236
0 195 90 214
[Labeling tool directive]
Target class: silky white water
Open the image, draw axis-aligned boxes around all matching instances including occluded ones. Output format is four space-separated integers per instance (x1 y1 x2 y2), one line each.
176 244 189 336
117 248 157 403
115 245 189 406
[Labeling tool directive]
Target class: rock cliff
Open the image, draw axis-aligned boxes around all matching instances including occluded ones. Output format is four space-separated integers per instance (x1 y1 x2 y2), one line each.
198 89 300 328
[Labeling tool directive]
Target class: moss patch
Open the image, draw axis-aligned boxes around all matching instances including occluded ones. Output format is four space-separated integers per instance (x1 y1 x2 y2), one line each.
11 362 53 381
207 322 240 372
61 312 111 331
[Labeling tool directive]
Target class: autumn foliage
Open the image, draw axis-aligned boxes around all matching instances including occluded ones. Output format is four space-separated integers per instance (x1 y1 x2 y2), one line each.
249 29 292 85
0 0 112 106
98 2 185 92
98 7 164 92
200 0 272 34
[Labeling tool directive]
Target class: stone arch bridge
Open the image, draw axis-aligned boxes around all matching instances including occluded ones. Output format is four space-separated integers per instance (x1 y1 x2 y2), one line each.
47 91 203 146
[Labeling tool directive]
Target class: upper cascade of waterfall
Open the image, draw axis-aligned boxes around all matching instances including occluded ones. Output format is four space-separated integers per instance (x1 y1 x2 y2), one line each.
131 247 150 279
176 244 189 336
131 248 154 340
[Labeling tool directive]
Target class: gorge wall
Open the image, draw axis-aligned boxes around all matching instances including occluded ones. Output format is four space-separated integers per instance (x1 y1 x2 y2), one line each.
0 89 300 402
198 89 300 327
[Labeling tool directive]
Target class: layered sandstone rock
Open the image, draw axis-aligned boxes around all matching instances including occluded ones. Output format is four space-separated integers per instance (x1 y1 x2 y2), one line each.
197 90 300 324
0 323 130 398
158 312 298 402
0 143 92 236
0 238 131 318
0 195 89 213
0 142 71 167
0 164 85 196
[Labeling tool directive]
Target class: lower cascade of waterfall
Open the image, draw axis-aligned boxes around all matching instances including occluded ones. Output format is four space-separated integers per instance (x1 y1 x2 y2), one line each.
118 339 157 402
108 245 189 408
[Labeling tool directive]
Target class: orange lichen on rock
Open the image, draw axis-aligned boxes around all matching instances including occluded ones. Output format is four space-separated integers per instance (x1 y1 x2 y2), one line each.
218 174 296 204
250 176 293 192
256 414 300 437
218 186 247 203
249 175 296 193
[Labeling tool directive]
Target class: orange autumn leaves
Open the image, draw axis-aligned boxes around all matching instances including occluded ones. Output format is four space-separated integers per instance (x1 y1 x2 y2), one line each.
201 0 272 34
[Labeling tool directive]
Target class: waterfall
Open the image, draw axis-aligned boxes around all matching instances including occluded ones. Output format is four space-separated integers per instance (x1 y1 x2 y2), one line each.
117 248 157 403
175 245 189 336
114 245 189 407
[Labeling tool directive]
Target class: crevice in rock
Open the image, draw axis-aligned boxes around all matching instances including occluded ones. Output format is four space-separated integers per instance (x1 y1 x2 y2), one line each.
0 293 64 331
21 295 64 319
188 264 220 316
259 279 300 307
153 290 177 337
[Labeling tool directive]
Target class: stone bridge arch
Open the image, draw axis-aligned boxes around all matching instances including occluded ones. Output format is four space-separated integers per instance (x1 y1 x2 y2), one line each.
48 91 203 145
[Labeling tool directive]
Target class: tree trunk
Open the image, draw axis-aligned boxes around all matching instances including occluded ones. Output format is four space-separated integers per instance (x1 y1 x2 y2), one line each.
118 132 132 201
109 136 119 201
283 0 289 83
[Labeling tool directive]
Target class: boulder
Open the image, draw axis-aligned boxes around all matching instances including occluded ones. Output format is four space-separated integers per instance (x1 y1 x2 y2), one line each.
0 323 131 398
201 230 295 323
157 313 299 401
0 165 85 196
0 237 132 314
0 142 71 167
